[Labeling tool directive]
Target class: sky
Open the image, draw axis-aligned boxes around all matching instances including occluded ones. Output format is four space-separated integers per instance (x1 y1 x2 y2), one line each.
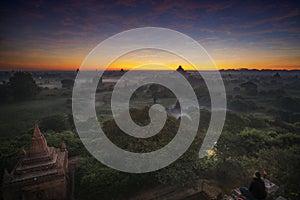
1 0 300 70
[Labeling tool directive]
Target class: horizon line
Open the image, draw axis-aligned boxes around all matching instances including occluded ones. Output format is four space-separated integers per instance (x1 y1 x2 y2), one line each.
1 68 300 72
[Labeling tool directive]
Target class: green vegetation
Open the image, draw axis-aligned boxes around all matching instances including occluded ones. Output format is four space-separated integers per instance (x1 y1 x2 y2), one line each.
9 72 40 100
0 72 40 102
0 70 300 199
0 88 71 138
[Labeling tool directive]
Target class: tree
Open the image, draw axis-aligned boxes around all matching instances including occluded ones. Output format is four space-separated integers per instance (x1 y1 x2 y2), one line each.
9 72 39 100
149 84 160 103
39 114 68 132
61 79 74 89
75 157 155 200
273 133 300 148
0 84 12 102
240 81 258 96
278 97 300 112
237 129 270 156
46 131 86 157
101 107 205 189
229 99 257 112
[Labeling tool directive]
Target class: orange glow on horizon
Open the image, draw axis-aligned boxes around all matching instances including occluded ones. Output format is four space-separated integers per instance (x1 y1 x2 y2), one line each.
1 56 300 71
1 44 299 71
1 62 300 71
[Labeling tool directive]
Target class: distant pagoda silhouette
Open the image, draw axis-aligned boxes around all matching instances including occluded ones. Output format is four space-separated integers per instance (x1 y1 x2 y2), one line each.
176 65 185 72
2 123 69 200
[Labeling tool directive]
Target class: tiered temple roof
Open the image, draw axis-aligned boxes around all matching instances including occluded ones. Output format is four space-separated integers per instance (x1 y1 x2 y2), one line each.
3 123 68 185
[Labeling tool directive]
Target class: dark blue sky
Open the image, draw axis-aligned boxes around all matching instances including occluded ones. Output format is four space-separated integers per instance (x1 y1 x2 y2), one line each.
1 0 300 70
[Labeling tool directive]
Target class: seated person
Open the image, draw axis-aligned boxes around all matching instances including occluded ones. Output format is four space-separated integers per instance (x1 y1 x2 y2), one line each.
240 171 267 200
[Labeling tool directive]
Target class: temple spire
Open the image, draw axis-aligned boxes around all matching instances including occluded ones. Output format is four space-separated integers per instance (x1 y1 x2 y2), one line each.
29 123 49 156
33 123 42 138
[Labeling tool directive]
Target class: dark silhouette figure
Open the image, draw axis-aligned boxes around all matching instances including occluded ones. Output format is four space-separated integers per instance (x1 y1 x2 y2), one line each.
240 171 267 200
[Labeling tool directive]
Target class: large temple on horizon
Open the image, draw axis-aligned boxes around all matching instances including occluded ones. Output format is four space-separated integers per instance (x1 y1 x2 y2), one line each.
2 124 69 200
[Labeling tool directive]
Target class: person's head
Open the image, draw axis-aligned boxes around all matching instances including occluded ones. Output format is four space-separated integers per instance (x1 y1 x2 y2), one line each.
253 171 261 179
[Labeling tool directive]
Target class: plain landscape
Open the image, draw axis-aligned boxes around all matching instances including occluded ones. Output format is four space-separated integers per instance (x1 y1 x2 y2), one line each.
0 69 299 199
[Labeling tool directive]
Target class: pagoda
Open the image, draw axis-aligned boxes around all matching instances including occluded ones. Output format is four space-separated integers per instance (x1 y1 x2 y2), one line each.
176 65 185 73
2 123 69 200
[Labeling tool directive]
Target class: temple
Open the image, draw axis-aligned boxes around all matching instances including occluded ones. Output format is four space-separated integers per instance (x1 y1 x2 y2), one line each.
2 124 69 200
176 65 185 73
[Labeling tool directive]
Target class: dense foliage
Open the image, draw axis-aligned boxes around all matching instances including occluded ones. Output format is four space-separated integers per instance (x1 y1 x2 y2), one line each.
0 72 40 102
9 72 40 100
1 70 300 199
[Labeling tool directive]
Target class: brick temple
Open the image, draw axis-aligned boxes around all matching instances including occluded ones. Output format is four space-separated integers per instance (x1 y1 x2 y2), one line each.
2 124 69 200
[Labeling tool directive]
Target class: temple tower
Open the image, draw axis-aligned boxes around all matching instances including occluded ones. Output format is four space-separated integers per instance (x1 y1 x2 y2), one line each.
2 124 69 200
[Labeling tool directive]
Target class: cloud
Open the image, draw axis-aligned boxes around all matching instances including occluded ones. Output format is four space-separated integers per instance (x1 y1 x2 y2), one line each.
1 0 299 70
240 8 300 29
53 29 90 36
61 17 74 26
115 0 137 7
